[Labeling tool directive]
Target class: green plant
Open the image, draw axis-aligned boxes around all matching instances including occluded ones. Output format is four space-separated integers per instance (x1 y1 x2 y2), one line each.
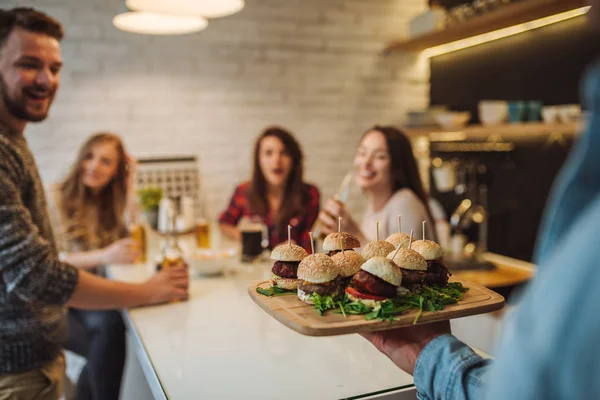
137 186 162 211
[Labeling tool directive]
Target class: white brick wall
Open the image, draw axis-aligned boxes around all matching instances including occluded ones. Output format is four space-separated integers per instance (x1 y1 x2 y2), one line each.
5 0 430 220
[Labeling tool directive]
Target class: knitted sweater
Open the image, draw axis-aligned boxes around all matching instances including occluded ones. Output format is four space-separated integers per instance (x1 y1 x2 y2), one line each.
0 125 79 374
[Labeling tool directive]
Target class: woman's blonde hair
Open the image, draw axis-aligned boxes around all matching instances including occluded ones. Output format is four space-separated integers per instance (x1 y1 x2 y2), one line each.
59 132 128 250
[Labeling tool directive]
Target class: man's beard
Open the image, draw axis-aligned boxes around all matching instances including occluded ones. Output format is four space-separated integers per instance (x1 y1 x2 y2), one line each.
0 73 54 122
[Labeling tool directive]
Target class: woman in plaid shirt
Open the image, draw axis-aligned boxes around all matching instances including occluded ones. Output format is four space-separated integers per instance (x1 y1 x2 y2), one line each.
219 127 319 252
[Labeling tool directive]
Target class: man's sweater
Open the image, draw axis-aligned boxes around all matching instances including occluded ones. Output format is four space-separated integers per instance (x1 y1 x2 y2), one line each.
0 125 79 374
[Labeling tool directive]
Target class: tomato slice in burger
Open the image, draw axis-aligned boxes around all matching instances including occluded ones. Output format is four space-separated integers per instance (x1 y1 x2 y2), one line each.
345 286 387 301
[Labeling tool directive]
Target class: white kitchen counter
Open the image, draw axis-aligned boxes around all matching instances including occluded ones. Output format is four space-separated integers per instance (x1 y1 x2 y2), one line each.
107 261 415 400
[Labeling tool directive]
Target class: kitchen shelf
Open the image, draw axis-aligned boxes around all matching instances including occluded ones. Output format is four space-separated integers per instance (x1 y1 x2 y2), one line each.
385 0 587 53
404 121 581 140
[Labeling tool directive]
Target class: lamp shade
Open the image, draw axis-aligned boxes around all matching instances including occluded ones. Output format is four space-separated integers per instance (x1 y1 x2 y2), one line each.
113 11 208 35
126 0 244 19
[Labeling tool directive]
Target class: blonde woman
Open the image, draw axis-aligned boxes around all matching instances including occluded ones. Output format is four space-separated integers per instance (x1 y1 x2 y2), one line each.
47 133 139 400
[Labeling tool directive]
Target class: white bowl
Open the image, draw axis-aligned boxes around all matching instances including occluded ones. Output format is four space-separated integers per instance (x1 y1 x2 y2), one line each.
557 104 582 123
188 248 237 276
542 106 559 124
479 100 508 126
434 111 471 129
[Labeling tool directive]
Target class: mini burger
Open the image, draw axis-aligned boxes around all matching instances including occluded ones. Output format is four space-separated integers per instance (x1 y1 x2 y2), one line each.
270 244 308 290
361 240 395 261
385 232 413 249
411 240 450 286
387 247 428 291
323 232 361 256
297 253 343 304
347 257 403 308
331 250 365 285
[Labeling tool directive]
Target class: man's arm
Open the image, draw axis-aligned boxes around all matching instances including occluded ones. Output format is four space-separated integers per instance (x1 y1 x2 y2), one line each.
0 167 187 308
0 167 79 305
361 321 490 400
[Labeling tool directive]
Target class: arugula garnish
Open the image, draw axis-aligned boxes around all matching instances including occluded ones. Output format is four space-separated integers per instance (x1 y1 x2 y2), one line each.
310 293 337 315
331 282 469 323
256 286 295 297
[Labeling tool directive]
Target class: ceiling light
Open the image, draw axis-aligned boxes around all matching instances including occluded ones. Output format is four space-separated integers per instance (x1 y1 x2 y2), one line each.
113 11 208 35
424 6 590 58
126 0 245 19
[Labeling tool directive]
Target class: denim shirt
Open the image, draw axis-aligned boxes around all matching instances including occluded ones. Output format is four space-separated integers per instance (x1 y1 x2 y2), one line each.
413 60 600 400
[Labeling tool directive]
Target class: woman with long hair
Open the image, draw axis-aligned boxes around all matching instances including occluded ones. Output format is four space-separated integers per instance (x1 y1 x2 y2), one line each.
219 126 320 251
318 126 436 243
46 132 138 400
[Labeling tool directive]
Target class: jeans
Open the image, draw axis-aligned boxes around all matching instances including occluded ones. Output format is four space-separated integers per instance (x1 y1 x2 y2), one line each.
67 309 126 400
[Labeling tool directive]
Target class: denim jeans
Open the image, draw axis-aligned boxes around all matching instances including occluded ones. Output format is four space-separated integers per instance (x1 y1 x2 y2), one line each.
67 309 126 400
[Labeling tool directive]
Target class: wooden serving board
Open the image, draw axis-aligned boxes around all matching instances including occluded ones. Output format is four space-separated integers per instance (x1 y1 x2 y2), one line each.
248 278 505 337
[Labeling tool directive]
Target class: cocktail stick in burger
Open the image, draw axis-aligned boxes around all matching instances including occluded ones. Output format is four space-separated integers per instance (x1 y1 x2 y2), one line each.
347 257 404 308
270 244 308 290
387 246 428 292
297 254 343 304
331 250 365 286
323 232 361 256
411 240 450 286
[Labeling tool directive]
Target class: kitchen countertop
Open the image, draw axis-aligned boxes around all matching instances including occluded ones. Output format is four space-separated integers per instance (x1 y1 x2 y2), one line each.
452 252 536 289
107 261 415 400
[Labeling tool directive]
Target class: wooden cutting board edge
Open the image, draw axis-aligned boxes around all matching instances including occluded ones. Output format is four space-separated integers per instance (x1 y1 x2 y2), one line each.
248 278 505 337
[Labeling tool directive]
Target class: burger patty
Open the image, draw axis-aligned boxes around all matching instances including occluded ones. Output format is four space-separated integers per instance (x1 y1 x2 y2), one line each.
272 261 300 279
425 259 450 286
298 276 343 298
401 269 425 284
327 249 355 257
352 270 397 298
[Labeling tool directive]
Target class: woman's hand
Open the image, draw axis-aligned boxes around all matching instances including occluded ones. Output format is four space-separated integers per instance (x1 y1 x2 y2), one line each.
360 321 451 375
318 198 362 236
102 238 141 265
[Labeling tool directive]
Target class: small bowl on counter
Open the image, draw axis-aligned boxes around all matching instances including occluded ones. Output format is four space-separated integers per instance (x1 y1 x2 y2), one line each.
557 104 582 123
188 248 238 277
542 106 560 124
479 100 508 126
433 111 471 129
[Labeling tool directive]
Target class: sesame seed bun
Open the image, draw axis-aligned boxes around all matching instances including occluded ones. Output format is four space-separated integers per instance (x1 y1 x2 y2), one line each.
361 241 395 261
331 251 365 278
411 240 443 261
297 253 339 284
322 232 361 251
387 248 427 271
385 232 413 249
269 276 298 290
270 244 308 262
360 256 403 287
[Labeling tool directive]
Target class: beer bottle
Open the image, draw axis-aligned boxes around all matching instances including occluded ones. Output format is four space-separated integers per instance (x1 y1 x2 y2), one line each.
162 210 184 269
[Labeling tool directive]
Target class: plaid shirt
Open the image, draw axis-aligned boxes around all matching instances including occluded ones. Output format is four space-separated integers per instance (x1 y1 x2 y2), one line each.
219 182 320 251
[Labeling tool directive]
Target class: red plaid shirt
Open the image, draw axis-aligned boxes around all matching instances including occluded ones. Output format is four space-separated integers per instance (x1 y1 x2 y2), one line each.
219 182 320 252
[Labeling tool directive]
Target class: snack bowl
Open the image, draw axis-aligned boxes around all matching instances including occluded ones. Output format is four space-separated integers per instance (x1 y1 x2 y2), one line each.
434 111 471 129
188 248 237 276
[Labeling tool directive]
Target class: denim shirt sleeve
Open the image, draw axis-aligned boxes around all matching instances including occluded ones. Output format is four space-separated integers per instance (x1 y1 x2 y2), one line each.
413 334 490 400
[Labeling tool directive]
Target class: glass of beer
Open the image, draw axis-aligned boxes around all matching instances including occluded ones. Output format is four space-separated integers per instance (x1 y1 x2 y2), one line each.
195 218 210 249
128 223 146 264
125 206 146 264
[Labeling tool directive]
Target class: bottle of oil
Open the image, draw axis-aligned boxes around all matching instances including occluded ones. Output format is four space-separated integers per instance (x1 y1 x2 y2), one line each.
161 210 184 269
